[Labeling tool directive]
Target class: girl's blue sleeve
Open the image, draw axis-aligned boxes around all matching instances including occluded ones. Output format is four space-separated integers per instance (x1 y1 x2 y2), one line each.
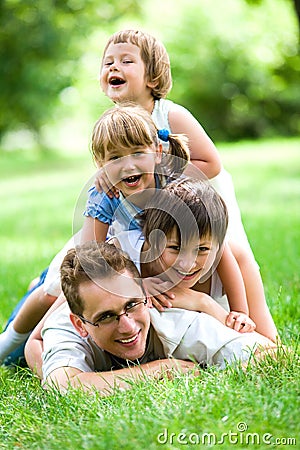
83 186 117 225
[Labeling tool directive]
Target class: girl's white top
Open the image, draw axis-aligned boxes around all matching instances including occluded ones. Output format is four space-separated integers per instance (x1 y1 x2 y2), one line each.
153 99 253 253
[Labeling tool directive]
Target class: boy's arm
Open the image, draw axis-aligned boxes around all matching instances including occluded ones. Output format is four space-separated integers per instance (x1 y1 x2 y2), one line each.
45 359 198 395
168 108 221 179
170 288 228 325
170 287 256 333
145 278 229 324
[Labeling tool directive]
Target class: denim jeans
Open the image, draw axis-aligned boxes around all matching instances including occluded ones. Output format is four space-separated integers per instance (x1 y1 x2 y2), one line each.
3 267 49 367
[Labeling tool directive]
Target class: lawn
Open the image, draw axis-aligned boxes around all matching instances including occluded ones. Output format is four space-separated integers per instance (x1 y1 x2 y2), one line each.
0 138 299 449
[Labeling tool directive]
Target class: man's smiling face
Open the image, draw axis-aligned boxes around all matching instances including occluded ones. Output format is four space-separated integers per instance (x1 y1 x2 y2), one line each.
74 270 150 361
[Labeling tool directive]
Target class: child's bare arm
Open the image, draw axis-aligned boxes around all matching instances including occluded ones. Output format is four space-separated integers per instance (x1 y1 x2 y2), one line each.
145 276 228 327
25 293 67 378
80 216 109 243
170 287 256 333
226 311 256 333
169 288 228 325
168 108 221 179
217 243 249 314
217 244 256 332
143 277 226 320
143 277 175 310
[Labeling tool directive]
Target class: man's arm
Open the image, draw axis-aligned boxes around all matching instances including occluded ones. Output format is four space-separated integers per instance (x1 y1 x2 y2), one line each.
45 359 198 395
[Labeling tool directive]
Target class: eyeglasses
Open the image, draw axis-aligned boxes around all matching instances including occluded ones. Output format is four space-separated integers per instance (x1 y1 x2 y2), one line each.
78 299 148 327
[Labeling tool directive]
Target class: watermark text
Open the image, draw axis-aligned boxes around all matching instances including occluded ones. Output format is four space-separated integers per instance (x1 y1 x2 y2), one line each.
157 422 297 446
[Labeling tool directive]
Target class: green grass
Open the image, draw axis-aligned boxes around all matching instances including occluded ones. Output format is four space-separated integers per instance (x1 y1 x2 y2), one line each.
0 138 299 449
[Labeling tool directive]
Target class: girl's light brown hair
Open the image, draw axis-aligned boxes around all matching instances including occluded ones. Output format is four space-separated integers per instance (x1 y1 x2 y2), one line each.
101 29 172 99
92 103 190 176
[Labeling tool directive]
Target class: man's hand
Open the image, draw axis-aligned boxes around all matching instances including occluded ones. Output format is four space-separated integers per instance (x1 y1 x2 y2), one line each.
45 359 199 395
150 358 200 380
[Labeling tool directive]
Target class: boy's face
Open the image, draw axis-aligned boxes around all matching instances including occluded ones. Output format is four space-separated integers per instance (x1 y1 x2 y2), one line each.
71 270 150 361
151 228 218 288
101 146 162 199
100 42 153 104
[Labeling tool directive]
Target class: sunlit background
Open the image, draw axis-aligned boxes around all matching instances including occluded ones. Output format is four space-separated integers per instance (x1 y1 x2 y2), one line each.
1 0 299 155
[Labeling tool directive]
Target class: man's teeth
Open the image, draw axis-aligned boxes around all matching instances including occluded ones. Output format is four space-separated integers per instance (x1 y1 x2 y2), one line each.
119 335 137 344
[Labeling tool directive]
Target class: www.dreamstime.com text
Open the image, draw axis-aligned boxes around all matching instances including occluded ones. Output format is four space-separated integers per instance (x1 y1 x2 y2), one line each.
157 422 297 446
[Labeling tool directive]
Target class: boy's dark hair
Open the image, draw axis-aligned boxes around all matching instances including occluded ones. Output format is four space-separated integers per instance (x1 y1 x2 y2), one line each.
140 177 228 259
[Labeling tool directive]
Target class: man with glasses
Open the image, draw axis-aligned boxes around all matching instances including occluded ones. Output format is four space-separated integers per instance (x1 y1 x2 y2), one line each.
36 240 277 395
40 241 196 394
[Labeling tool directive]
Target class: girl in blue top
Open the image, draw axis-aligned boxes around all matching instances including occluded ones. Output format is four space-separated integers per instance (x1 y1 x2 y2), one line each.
80 103 189 242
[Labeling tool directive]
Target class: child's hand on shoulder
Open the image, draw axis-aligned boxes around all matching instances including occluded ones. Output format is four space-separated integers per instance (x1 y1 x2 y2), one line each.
226 311 256 333
143 277 175 311
95 169 119 198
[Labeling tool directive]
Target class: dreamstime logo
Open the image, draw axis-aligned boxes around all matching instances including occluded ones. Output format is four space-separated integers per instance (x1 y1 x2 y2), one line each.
71 154 226 297
156 422 297 446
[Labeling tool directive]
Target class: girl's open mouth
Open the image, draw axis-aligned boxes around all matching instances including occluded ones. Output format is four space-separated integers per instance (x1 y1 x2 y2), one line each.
109 77 125 86
122 175 142 187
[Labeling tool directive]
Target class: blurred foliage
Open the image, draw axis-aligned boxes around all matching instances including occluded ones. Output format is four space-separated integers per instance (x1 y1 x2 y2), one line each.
0 0 140 144
159 0 300 140
245 0 300 30
0 0 299 146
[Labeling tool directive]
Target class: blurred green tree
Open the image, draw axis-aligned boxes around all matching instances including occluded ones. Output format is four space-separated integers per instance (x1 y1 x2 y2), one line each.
1 0 299 145
162 0 300 140
0 0 140 145
245 0 300 32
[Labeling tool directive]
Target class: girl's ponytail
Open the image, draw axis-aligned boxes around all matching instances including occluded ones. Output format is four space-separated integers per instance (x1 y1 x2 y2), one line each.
157 128 190 176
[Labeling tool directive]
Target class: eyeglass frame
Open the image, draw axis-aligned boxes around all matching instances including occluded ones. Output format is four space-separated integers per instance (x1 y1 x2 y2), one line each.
77 298 148 327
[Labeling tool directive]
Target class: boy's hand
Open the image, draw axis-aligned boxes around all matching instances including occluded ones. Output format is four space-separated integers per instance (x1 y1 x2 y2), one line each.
143 277 175 311
95 169 119 198
226 311 256 333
